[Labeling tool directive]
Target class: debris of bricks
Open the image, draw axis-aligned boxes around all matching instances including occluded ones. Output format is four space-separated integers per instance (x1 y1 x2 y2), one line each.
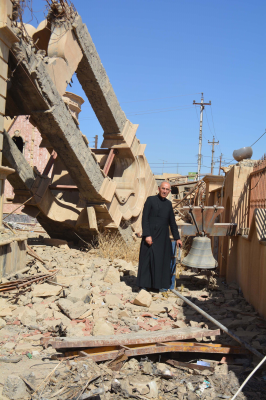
1 239 266 399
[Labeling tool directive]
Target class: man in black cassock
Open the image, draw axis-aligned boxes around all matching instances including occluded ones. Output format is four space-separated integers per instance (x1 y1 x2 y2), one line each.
136 181 182 291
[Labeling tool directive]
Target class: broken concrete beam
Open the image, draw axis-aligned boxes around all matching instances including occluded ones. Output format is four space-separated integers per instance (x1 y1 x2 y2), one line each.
10 41 107 203
48 327 220 349
73 15 127 134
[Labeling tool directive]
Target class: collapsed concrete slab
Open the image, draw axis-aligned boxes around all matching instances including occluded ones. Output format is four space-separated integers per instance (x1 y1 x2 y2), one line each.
74 15 127 135
4 4 157 242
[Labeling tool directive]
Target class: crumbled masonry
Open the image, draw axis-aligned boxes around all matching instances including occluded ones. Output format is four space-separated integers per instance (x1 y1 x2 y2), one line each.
1 237 266 399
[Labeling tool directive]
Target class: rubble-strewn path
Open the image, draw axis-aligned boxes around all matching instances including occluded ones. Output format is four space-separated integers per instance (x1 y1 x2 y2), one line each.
1 239 266 399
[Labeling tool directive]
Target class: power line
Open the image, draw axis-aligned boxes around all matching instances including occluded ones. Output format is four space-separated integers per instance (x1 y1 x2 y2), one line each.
209 105 222 154
82 92 202 107
250 130 266 147
221 131 266 166
122 92 202 104
149 163 198 165
205 107 213 136
79 105 194 120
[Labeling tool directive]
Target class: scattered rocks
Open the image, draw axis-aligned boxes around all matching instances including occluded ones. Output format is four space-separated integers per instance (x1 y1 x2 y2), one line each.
1 239 266 400
92 318 114 336
58 299 90 319
104 266 120 284
20 308 37 326
31 283 62 297
67 287 90 303
0 317 7 329
105 294 122 307
133 290 152 307
3 375 28 399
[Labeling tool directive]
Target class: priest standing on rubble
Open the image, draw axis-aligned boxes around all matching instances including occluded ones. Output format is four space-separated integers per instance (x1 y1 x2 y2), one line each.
136 181 182 291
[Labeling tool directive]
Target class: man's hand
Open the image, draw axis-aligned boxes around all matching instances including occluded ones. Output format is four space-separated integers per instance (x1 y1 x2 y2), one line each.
145 236 153 246
176 239 182 248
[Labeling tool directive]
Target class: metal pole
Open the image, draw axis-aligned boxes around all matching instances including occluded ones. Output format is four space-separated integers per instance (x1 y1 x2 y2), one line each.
171 288 263 359
208 136 219 174
211 136 215 174
94 135 98 149
3 196 34 221
193 95 211 181
219 153 223 175
197 95 204 180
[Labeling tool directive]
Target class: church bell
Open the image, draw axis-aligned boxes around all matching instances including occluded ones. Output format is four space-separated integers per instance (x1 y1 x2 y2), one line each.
182 236 218 269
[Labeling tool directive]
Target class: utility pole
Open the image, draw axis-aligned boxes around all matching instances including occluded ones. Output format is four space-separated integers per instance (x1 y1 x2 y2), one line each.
208 136 219 174
93 135 98 149
159 159 167 175
193 93 211 180
219 153 223 175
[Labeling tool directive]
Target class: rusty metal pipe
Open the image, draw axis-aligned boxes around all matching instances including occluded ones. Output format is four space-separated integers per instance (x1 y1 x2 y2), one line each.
171 289 263 359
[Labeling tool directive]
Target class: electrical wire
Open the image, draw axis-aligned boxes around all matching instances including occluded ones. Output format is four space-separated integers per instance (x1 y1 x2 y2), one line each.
82 92 202 107
209 105 222 154
250 130 266 147
122 92 202 104
205 107 214 137
220 130 266 168
152 165 211 169
150 163 198 165
79 106 194 121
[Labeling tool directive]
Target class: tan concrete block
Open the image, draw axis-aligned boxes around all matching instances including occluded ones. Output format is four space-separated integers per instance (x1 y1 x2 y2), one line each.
7 0 13 20
92 318 114 336
0 59 8 79
0 39 9 62
0 132 3 151
0 0 12 27
0 76 7 97
133 290 152 307
31 283 62 297
0 95 6 114
104 266 120 284
0 114 4 132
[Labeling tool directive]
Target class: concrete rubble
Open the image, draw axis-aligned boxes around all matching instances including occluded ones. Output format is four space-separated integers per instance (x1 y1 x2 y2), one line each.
0 240 266 399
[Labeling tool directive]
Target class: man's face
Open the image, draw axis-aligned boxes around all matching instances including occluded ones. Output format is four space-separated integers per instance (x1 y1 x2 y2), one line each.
159 182 171 198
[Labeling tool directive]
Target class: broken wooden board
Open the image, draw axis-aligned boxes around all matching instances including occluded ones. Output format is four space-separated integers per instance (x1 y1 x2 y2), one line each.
56 342 249 362
48 327 220 350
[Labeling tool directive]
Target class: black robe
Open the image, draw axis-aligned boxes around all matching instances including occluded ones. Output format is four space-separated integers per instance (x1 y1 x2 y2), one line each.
136 194 180 289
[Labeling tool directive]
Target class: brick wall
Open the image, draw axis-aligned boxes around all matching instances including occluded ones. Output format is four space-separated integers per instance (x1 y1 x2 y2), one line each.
4 116 49 214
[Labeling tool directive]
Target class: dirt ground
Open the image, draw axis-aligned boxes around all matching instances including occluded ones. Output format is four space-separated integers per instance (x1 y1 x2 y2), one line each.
0 236 266 399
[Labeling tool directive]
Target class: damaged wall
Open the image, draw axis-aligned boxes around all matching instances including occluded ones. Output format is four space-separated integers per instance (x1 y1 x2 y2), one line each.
205 162 266 318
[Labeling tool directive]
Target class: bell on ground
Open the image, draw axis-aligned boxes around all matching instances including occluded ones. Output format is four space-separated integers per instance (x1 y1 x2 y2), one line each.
182 236 218 269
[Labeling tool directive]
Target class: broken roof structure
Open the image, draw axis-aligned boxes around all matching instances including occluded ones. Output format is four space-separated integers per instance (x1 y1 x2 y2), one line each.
3 0 157 242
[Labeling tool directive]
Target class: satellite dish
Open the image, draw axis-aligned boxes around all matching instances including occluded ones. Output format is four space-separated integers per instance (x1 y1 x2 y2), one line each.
233 147 253 162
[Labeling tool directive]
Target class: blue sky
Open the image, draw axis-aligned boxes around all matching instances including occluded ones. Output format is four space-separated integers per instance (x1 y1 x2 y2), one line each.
23 0 265 176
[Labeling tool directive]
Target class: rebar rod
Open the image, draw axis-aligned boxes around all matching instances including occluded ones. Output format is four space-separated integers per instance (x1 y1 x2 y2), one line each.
171 289 263 359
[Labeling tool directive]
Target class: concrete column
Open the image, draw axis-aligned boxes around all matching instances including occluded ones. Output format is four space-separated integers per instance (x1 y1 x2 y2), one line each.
0 0 18 228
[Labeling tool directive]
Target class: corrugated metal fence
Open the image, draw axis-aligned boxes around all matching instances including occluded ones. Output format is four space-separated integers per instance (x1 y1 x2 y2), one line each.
249 159 266 227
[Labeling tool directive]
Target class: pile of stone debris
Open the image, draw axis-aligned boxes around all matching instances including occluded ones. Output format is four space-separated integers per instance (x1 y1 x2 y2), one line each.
0 238 266 399
0 354 253 400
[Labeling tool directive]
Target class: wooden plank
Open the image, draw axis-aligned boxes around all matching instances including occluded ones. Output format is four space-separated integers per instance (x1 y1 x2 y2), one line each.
50 327 220 349
59 342 248 362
